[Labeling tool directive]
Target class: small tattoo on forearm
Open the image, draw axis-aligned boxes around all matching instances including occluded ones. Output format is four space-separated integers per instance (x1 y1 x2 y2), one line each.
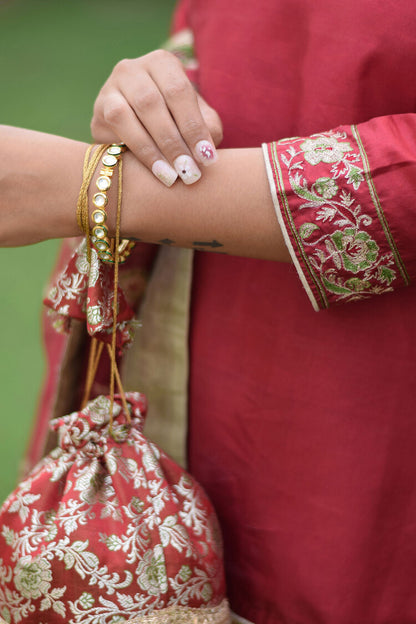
129 237 227 253
192 239 223 249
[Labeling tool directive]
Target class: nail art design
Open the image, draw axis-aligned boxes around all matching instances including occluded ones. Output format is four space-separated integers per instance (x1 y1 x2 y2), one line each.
195 140 217 165
173 155 202 185
151 160 178 187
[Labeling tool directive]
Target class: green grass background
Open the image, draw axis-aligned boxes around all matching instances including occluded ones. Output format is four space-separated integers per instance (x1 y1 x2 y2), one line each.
0 0 174 503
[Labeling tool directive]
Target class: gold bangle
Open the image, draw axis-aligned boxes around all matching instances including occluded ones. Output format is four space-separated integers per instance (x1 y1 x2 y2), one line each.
90 144 134 264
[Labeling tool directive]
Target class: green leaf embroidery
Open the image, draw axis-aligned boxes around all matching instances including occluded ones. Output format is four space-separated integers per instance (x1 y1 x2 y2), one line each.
179 565 192 582
378 265 396 285
322 276 352 295
344 278 370 292
346 165 364 189
331 230 346 251
299 222 320 239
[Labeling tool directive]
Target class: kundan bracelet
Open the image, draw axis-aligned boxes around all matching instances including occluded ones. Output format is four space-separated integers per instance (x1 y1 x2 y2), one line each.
90 144 134 264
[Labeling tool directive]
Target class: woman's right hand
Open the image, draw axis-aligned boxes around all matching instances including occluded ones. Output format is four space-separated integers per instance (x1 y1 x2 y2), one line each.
91 50 223 187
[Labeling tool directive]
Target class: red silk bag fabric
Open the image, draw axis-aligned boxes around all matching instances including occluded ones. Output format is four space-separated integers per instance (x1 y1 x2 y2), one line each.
0 393 229 623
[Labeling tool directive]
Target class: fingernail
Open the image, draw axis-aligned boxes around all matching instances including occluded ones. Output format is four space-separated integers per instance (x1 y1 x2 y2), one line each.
151 160 178 187
195 140 218 165
173 155 202 185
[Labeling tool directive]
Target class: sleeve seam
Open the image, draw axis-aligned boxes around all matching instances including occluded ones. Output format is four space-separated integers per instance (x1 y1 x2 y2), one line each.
261 143 320 311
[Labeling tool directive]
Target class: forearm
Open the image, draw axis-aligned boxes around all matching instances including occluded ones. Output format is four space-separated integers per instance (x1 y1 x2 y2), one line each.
0 125 290 262
121 147 288 261
0 126 86 246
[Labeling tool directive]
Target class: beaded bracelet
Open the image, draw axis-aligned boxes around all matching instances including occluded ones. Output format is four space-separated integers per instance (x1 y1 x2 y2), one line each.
90 144 135 264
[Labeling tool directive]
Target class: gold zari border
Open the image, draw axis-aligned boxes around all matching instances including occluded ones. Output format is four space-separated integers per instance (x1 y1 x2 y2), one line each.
125 599 231 624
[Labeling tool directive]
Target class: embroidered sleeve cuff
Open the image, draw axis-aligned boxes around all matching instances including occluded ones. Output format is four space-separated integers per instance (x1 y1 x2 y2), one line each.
262 120 412 310
163 28 198 85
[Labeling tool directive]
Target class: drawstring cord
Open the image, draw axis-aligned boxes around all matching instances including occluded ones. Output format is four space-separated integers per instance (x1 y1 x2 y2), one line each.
79 145 131 430
107 156 130 425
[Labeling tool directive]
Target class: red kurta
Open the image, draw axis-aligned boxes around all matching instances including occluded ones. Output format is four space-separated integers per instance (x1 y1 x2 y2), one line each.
20 1 416 622
182 1 416 622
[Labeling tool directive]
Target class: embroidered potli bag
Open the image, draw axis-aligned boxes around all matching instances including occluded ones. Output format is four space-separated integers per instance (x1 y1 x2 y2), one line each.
0 145 231 624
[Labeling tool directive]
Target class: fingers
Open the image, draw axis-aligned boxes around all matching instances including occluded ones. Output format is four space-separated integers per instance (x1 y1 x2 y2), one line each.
196 93 223 147
91 51 223 187
93 89 179 187
118 68 204 184
146 53 218 167
92 79 180 187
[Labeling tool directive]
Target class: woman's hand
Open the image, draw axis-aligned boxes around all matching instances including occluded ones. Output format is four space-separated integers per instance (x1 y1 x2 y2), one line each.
91 50 223 187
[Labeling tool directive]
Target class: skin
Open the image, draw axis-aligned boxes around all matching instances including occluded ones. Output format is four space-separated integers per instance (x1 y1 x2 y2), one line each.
0 125 290 262
91 50 224 182
0 51 291 262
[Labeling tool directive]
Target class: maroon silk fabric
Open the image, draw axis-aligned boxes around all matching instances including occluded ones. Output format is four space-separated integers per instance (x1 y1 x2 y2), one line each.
181 1 416 622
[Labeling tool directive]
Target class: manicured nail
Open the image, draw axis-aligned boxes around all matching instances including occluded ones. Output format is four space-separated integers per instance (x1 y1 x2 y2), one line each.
173 155 201 185
151 160 178 187
195 140 217 165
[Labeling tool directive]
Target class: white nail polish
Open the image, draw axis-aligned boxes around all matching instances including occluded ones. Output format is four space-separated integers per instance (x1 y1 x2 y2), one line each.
173 155 202 185
195 140 218 165
151 160 178 187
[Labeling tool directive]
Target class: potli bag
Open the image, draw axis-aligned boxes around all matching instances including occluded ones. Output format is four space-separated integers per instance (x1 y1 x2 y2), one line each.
0 144 231 624
0 393 229 624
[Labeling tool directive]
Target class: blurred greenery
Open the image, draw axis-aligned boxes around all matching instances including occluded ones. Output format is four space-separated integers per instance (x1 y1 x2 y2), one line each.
0 0 174 503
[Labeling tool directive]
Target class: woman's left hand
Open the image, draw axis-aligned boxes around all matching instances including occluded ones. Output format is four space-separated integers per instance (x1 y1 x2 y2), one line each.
90 50 223 187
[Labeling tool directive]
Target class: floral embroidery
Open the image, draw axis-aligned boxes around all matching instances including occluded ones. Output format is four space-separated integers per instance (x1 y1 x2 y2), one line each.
13 558 53 601
136 546 168 596
44 240 137 349
330 228 379 274
0 394 228 623
265 128 408 308
300 136 353 165
313 177 338 199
